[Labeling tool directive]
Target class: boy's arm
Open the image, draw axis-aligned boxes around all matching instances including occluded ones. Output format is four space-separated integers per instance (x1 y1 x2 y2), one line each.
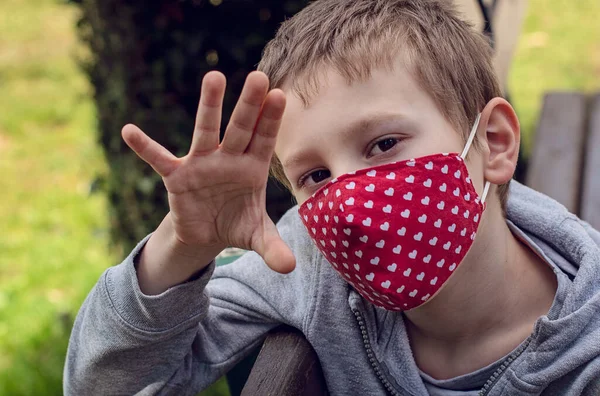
64 70 303 395
64 209 315 395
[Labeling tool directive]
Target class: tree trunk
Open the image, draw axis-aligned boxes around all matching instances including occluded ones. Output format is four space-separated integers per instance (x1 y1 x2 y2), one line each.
75 0 305 253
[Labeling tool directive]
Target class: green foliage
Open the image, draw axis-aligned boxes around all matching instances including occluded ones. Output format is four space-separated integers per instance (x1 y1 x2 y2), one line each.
74 0 306 254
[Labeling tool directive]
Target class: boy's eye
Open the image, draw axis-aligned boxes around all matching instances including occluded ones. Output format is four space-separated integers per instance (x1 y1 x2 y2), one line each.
369 137 399 156
299 169 331 188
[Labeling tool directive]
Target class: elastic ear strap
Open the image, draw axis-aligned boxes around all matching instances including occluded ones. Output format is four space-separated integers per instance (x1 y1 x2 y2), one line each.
461 113 490 204
480 181 491 204
460 113 481 159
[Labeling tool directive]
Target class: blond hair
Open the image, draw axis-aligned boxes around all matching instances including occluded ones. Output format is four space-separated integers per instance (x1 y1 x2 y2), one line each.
258 0 509 212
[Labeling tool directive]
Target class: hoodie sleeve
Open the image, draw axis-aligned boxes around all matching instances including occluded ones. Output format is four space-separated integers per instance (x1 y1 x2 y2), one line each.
63 208 319 396
580 219 600 247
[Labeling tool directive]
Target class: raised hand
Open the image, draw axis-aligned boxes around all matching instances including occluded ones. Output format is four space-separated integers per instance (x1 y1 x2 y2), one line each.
122 71 295 290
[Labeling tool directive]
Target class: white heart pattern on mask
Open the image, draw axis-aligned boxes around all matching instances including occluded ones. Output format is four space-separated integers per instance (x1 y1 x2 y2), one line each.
299 152 485 311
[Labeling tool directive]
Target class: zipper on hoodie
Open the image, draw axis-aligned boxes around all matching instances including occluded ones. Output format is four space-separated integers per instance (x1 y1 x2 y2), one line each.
478 336 533 396
353 306 533 396
352 308 406 396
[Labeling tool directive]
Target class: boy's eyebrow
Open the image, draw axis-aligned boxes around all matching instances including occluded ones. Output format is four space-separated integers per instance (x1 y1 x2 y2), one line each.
282 112 410 170
339 112 410 141
282 152 315 172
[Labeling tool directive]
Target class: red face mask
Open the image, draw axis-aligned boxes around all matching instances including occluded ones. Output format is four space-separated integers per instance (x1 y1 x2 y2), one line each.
298 115 489 311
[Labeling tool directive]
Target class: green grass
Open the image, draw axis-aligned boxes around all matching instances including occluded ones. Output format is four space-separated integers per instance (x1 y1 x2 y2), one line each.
0 0 230 394
0 0 598 394
0 0 110 393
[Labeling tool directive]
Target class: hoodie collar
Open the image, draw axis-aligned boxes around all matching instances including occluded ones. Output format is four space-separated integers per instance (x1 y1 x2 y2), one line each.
347 180 600 393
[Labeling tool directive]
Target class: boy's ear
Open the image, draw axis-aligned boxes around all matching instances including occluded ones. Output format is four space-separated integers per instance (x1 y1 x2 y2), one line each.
479 97 520 185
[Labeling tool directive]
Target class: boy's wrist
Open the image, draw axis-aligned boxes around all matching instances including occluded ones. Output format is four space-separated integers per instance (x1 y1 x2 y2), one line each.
136 214 225 295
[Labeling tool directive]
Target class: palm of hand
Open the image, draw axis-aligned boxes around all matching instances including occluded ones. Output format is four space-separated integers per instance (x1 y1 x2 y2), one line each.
122 71 295 273
165 152 269 250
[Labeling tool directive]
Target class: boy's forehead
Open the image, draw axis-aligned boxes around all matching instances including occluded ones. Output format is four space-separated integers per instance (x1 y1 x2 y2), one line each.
275 63 437 155
280 55 415 111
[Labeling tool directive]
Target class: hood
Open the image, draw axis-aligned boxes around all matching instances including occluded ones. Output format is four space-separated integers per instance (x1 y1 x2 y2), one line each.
498 180 600 392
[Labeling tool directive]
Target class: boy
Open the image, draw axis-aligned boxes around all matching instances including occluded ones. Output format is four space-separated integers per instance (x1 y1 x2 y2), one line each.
64 0 600 395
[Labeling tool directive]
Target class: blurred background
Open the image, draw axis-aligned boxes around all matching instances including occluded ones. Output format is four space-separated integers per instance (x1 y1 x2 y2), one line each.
0 0 598 395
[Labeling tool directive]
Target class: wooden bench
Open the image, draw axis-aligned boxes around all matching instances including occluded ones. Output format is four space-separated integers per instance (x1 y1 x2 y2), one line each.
240 326 328 396
235 91 600 395
526 92 600 230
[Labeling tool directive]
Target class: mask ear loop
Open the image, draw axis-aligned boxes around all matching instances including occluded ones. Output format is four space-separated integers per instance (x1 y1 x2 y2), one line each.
460 113 491 204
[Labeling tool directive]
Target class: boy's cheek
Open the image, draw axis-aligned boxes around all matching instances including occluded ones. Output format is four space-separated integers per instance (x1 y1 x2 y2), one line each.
464 156 487 194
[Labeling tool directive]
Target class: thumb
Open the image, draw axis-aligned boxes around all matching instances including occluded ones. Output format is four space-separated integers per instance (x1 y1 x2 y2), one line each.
253 217 296 274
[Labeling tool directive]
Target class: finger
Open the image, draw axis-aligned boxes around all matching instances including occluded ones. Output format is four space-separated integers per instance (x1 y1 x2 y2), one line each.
220 71 269 154
122 124 179 177
190 71 226 155
254 218 296 274
246 89 286 161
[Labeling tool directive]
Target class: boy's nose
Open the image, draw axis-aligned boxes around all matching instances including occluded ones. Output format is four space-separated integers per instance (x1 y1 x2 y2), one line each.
331 162 368 180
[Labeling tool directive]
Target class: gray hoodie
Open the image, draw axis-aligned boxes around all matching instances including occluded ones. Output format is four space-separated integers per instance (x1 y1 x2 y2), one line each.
64 181 600 395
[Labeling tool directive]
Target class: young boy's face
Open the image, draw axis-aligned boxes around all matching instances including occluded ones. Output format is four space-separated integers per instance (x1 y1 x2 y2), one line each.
275 63 488 205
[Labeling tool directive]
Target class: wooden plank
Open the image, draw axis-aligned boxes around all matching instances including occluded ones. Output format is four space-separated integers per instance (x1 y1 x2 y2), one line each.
581 93 600 229
241 326 328 396
526 93 587 214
